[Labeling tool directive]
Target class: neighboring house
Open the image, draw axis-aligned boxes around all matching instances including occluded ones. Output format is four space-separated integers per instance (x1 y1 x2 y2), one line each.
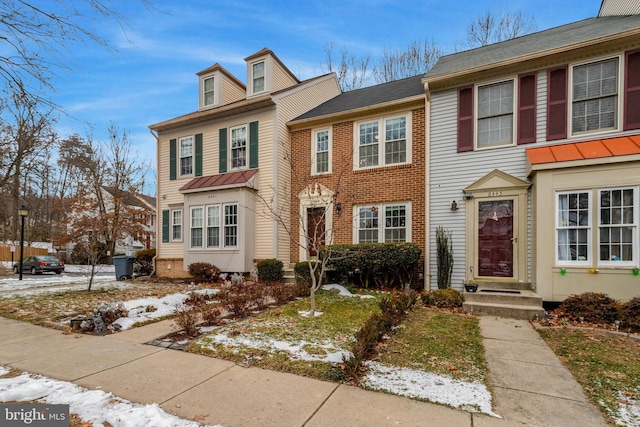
67 187 156 257
149 48 341 277
288 76 426 280
423 8 640 302
101 188 157 254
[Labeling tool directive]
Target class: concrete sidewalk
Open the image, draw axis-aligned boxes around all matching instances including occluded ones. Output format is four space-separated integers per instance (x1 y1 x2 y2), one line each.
0 316 607 426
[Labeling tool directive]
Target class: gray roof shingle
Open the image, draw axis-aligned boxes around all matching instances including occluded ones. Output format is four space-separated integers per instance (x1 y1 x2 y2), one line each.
426 15 640 80
292 75 424 122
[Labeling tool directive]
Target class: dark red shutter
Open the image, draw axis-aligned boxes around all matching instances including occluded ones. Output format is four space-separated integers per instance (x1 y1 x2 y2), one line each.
457 86 474 152
624 49 640 131
547 66 568 141
518 73 537 144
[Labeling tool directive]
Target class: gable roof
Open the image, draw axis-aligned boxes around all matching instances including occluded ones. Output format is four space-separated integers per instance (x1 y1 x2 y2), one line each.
290 75 424 122
102 187 156 209
424 15 640 83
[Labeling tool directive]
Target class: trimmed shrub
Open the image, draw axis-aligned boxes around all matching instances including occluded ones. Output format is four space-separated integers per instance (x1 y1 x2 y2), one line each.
421 288 464 309
559 292 622 323
322 242 421 289
256 259 284 282
173 304 200 337
622 296 640 332
201 303 223 326
187 262 221 283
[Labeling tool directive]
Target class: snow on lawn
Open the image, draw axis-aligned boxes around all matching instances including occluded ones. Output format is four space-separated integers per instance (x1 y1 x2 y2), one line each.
112 289 219 330
363 361 499 417
610 389 640 427
200 332 351 364
0 366 222 427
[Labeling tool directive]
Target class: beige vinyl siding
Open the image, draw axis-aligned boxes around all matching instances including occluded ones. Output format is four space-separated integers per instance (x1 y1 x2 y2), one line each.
221 74 246 105
272 60 298 93
253 117 277 261
429 89 531 290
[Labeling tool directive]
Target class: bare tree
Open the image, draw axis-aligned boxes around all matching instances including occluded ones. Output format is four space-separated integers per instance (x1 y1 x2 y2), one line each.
372 39 442 84
0 0 154 105
0 86 57 241
465 10 536 48
323 42 371 91
57 124 151 289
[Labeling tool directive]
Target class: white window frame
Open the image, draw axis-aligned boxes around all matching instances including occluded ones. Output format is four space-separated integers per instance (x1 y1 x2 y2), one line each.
206 205 221 249
224 203 239 248
171 209 182 242
251 60 266 95
190 206 204 249
353 202 412 244
597 187 637 267
475 78 516 150
353 113 411 170
555 191 592 266
569 55 621 137
179 136 194 177
312 128 332 175
230 124 247 170
200 75 218 109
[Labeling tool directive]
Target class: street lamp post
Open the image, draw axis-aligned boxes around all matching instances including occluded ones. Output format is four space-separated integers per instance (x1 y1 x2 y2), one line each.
18 205 29 281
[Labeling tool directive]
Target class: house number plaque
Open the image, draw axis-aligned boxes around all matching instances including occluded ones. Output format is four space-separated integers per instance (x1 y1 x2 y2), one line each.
488 191 503 197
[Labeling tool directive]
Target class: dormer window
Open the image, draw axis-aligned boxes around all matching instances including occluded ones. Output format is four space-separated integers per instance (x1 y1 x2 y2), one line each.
252 61 265 94
203 76 215 107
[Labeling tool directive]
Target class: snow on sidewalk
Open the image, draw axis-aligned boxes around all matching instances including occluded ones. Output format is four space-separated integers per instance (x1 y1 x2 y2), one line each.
0 365 223 427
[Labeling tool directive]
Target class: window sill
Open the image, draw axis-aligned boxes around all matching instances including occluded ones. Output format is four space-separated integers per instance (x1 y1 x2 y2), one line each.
353 163 412 174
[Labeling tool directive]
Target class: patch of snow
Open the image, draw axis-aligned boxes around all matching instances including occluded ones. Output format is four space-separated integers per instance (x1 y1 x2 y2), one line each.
611 389 640 426
0 366 8 377
321 284 376 299
363 361 500 417
200 333 351 364
299 310 323 317
0 367 222 426
112 293 191 330
321 284 354 297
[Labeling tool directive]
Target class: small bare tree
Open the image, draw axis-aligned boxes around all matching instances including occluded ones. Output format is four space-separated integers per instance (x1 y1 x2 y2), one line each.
323 42 371 91
465 10 536 48
372 39 442 84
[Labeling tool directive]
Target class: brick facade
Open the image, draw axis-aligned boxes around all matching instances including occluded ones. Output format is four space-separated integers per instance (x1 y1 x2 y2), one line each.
290 107 426 280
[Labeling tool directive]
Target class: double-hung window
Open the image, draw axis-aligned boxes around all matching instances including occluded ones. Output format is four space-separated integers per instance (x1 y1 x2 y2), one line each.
171 209 182 241
203 76 215 107
190 207 203 248
556 187 637 266
557 192 590 264
572 58 618 134
599 188 636 265
252 61 265 94
224 204 238 247
477 80 514 148
313 129 331 174
179 137 193 176
231 125 247 168
356 114 409 169
207 205 220 248
355 203 410 244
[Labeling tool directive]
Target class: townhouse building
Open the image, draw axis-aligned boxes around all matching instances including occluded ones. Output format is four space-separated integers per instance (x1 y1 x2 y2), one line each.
288 76 426 280
424 8 640 303
150 49 340 277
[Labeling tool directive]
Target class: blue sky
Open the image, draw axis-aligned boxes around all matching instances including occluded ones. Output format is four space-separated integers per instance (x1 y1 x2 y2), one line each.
47 0 604 195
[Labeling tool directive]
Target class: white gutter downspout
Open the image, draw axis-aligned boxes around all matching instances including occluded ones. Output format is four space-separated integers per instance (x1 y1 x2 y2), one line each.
423 82 431 290
149 128 160 277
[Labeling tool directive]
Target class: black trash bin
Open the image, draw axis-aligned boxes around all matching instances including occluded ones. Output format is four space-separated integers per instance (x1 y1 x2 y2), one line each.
113 255 137 281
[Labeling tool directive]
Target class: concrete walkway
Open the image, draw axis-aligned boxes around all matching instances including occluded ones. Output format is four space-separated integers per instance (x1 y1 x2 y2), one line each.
0 315 608 427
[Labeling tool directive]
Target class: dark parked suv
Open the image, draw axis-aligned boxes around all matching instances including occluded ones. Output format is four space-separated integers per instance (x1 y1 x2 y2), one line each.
13 256 65 275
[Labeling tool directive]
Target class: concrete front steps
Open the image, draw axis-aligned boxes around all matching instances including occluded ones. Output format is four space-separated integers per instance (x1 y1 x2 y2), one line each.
463 281 545 320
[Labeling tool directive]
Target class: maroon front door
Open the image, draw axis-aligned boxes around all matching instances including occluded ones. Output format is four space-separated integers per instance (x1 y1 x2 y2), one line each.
307 207 325 257
478 200 514 277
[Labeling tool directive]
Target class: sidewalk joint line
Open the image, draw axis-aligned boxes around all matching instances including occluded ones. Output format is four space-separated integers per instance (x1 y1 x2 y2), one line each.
300 382 340 426
493 385 586 404
159 362 236 405
71 346 166 381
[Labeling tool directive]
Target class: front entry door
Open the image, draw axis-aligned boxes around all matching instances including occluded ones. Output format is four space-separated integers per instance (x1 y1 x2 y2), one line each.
478 199 514 277
307 207 325 257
